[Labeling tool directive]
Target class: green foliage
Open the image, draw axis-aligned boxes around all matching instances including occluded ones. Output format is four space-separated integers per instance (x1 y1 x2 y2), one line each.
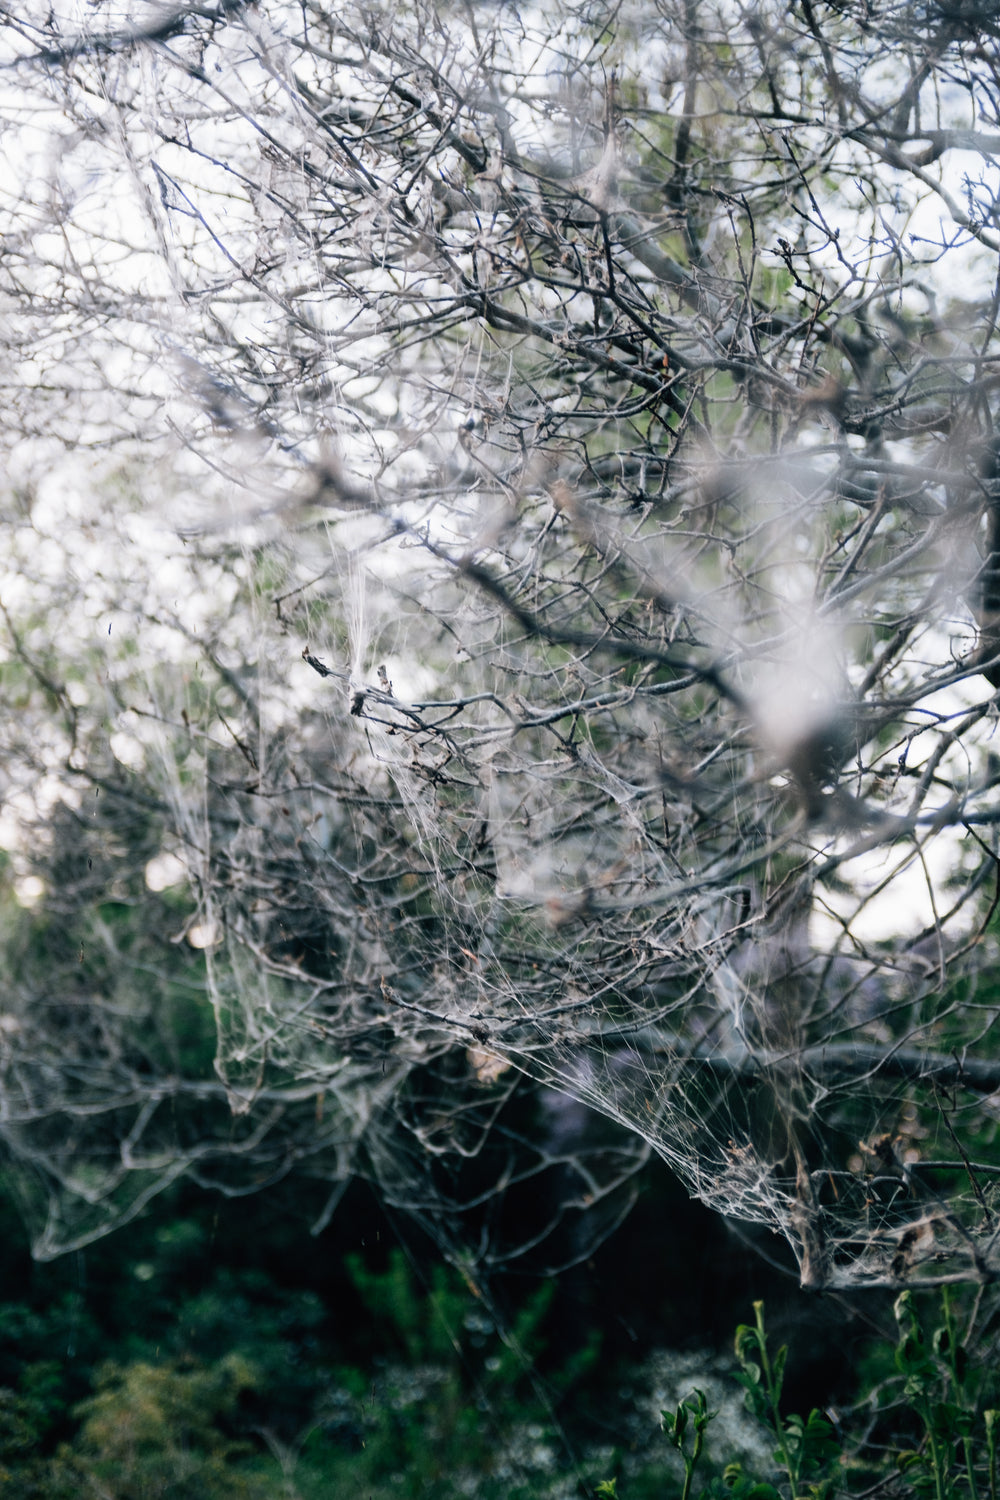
0 1187 606 1499
8 1181 1000 1500
598 1302 842 1500
889 1289 999 1500
343 1248 468 1364
297 1250 572 1497
663 1387 717 1500
73 1355 268 1500
600 1295 1000 1500
733 1303 839 1500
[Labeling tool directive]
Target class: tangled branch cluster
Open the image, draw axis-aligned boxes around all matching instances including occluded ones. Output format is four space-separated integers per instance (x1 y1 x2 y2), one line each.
3 0 1000 1283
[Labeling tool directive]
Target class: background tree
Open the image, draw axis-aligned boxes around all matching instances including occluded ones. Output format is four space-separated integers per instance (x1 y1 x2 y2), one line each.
3 0 1000 1287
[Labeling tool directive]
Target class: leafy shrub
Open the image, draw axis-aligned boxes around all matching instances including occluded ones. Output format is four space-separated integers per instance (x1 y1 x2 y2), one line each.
602 1296 1000 1500
72 1354 267 1500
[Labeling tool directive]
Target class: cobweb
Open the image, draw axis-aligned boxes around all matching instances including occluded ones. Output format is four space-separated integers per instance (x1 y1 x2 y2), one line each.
175 514 1000 1292
2 0 1000 1287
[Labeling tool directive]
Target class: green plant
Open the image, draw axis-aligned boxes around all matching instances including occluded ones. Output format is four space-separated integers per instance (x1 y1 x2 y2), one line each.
662 1387 716 1500
72 1353 269 1500
733 1303 839 1500
891 1290 1000 1500
985 1409 999 1500
598 1302 841 1500
595 1294 1000 1500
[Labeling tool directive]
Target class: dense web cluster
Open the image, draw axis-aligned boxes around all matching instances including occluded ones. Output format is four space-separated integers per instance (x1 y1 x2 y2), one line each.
2 0 1000 1285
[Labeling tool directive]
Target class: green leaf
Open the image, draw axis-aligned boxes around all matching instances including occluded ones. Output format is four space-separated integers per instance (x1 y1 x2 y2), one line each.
896 1334 933 1381
663 1401 688 1446
771 1344 787 1403
735 1323 758 1359
929 1400 960 1439
894 1291 920 1341
897 1449 925 1472
687 1387 717 1433
800 1409 840 1473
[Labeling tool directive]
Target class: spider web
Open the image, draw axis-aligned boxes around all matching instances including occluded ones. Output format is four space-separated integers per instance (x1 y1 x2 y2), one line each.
1 0 1000 1287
